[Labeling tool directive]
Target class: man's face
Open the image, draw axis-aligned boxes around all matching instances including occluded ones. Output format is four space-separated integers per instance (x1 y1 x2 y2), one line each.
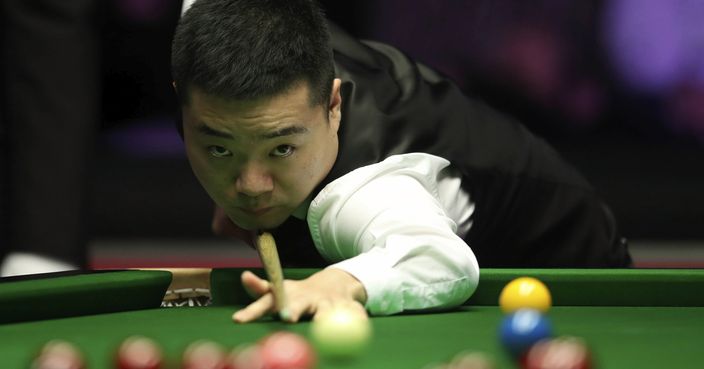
181 80 342 230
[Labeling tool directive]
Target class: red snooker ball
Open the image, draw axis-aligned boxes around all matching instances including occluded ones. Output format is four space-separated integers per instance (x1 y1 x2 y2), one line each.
449 351 497 369
522 337 592 369
258 332 316 369
224 344 265 369
116 336 164 369
181 340 227 369
32 340 85 369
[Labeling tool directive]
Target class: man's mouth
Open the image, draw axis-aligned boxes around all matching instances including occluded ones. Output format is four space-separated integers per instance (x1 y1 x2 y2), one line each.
236 206 273 216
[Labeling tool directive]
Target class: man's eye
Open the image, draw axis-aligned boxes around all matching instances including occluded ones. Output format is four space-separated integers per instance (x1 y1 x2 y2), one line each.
271 145 294 158
207 145 232 158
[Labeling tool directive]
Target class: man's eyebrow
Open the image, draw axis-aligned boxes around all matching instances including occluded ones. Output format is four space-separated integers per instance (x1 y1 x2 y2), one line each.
260 125 309 139
196 123 309 140
197 123 233 139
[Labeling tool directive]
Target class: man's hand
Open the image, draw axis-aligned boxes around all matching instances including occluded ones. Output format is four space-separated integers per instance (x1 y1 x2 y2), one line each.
232 268 368 323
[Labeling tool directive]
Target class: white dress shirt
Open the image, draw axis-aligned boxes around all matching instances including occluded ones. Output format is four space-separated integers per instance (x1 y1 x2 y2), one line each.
305 153 480 315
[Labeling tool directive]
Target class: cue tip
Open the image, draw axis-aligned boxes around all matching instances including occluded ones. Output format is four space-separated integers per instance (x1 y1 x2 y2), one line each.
279 308 292 322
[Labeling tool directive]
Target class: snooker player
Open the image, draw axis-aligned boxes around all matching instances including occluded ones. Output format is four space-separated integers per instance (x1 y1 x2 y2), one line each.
171 0 631 323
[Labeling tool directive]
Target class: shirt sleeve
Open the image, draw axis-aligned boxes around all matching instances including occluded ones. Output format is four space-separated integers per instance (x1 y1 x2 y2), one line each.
307 153 480 315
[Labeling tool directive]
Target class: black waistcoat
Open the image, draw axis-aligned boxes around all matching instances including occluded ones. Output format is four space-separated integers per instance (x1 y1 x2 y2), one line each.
273 25 631 268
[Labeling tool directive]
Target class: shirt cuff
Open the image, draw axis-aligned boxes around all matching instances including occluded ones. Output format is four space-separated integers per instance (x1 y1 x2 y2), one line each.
328 245 478 316
327 249 406 315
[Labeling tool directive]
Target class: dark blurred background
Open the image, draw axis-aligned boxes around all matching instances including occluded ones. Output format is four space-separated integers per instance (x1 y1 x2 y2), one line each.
75 0 704 266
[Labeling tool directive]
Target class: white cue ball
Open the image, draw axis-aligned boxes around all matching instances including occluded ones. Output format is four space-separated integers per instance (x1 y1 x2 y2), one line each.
310 306 372 359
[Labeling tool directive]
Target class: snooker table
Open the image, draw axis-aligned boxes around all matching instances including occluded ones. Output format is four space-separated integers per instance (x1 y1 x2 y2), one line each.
1 268 703 369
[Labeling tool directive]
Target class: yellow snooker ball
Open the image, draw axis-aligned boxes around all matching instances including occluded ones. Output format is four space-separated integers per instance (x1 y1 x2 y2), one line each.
499 277 552 313
310 306 372 359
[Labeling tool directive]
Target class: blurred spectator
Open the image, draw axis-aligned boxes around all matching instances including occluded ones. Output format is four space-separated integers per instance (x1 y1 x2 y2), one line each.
365 0 611 136
1 0 100 276
365 0 703 144
602 0 704 143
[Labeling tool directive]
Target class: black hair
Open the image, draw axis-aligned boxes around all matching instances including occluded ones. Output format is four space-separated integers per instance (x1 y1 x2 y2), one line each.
171 0 334 108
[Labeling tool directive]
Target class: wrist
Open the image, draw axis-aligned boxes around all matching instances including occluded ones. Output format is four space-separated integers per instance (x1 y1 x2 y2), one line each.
314 267 368 304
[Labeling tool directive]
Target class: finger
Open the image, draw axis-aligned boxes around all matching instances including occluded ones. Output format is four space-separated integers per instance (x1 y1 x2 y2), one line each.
285 294 324 323
241 270 270 298
232 293 275 323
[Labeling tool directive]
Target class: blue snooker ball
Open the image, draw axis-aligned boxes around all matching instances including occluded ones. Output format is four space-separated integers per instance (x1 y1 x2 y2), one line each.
499 309 552 357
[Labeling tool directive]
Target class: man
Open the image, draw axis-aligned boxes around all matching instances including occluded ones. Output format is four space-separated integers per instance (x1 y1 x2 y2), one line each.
172 0 631 323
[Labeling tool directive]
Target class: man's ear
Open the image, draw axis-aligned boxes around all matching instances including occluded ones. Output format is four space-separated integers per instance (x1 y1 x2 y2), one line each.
329 78 342 124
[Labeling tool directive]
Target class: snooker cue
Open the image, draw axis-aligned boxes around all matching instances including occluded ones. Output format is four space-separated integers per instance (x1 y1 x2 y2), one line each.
256 232 290 321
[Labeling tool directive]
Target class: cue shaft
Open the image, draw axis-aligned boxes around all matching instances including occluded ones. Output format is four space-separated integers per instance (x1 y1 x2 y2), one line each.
256 232 290 320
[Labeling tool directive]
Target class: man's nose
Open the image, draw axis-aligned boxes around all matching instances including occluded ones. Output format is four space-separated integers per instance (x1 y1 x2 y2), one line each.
235 163 273 198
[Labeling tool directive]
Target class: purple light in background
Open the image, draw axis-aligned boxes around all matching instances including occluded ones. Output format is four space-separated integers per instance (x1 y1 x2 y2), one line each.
603 0 704 93
104 119 185 158
604 0 704 141
116 0 169 23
